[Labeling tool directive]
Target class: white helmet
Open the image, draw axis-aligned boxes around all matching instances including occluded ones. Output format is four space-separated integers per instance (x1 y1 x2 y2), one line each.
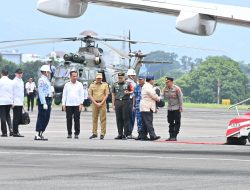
40 65 51 72
127 68 136 76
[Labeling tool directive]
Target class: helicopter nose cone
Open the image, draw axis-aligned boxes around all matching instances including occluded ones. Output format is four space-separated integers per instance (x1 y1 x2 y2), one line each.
54 78 68 92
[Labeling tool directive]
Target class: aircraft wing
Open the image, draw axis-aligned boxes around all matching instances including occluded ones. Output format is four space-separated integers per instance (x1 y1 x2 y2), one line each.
37 0 250 36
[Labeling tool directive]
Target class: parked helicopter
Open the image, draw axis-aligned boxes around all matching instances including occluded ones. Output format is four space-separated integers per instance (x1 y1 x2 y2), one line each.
0 30 221 105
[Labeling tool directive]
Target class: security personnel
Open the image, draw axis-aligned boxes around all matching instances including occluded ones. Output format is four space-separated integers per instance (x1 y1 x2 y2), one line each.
34 65 52 140
133 75 145 140
88 73 109 140
112 72 133 139
163 77 183 141
12 68 25 137
126 68 137 139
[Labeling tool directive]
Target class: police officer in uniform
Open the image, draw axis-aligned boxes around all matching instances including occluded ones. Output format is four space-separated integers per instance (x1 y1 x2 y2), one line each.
88 73 109 140
163 77 183 141
112 72 133 139
34 65 52 140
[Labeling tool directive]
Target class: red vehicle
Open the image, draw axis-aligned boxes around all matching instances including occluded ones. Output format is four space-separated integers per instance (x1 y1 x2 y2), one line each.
226 98 250 145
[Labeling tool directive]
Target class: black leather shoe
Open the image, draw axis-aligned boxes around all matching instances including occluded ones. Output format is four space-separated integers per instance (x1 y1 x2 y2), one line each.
100 135 104 140
165 137 177 141
150 136 161 141
114 135 122 140
122 135 127 140
1 134 7 137
9 132 13 136
141 137 150 141
74 135 79 139
89 134 97 139
13 133 24 137
40 135 48 141
67 134 72 139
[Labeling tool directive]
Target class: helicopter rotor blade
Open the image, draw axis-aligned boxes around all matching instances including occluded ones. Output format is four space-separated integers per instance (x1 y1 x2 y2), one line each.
0 37 78 44
141 60 173 64
118 39 226 53
0 39 70 49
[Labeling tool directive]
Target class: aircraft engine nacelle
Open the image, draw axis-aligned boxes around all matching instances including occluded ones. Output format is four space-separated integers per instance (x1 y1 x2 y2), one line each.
37 0 88 18
63 53 73 61
176 11 217 36
73 54 85 64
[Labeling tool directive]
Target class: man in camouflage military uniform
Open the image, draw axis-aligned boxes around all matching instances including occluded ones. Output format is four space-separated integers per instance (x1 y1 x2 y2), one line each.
163 77 183 141
112 72 133 139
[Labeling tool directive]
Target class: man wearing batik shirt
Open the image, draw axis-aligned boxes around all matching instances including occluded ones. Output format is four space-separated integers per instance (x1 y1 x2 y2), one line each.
133 75 146 140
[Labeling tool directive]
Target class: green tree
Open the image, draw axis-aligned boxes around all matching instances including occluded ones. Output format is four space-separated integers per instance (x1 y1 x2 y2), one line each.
176 56 249 104
20 61 44 83
0 56 17 79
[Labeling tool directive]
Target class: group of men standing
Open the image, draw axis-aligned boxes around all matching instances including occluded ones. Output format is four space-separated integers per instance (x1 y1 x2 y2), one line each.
111 70 183 141
0 64 183 142
107 69 183 141
0 68 25 137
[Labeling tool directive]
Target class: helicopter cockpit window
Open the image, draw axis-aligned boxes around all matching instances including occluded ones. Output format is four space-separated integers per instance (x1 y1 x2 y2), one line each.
89 70 96 82
54 68 70 78
79 69 83 78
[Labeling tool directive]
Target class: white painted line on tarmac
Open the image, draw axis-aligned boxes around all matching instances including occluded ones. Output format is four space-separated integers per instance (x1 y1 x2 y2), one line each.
0 151 250 163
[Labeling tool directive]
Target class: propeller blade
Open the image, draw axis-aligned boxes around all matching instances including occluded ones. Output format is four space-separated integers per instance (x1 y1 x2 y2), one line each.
120 39 226 52
0 37 77 44
94 37 129 42
0 39 69 49
141 61 173 64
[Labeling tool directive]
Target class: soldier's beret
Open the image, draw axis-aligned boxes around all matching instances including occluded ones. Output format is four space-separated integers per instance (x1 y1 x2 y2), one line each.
146 75 154 80
138 75 145 79
166 77 174 81
118 72 125 76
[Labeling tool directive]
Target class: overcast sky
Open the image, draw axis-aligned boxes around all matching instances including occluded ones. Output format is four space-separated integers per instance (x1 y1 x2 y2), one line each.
1 0 250 63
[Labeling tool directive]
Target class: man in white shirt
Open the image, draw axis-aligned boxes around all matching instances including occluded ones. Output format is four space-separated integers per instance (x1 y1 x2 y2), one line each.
25 77 36 111
13 68 25 137
0 69 14 137
62 70 84 139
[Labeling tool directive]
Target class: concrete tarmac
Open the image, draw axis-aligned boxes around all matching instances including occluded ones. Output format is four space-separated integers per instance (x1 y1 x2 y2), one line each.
0 107 250 190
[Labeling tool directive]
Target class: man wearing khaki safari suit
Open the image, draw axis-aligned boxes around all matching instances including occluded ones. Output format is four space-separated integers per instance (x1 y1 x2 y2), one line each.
140 76 161 141
88 73 109 140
